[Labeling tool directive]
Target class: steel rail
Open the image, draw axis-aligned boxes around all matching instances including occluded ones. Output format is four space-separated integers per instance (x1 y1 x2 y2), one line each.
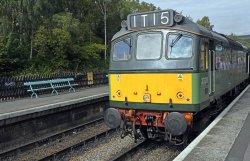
38 128 117 161
109 139 148 161
0 117 104 158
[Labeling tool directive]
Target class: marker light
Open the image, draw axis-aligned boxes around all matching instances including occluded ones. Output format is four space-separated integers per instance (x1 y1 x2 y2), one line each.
174 14 184 24
116 90 121 97
177 92 184 99
143 93 151 102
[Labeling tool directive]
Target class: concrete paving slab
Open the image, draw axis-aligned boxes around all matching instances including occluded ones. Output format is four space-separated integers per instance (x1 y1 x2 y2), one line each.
0 85 108 120
174 85 250 161
225 112 250 161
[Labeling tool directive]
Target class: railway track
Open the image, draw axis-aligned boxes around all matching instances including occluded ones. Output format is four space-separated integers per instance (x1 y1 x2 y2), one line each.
39 128 117 161
109 139 148 161
0 117 114 161
68 133 181 161
66 97 232 161
1 88 242 161
107 91 239 161
129 142 181 161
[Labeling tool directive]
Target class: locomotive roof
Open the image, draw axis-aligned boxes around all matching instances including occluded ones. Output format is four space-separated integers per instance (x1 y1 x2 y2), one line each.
113 9 248 51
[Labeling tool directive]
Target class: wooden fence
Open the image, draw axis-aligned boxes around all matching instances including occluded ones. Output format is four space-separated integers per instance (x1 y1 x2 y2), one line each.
0 71 108 101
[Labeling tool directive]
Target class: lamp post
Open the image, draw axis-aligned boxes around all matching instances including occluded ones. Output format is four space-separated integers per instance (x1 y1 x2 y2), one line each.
95 0 111 61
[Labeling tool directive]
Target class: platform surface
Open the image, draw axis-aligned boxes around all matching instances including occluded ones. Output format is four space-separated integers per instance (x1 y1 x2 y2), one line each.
0 85 108 120
174 85 250 161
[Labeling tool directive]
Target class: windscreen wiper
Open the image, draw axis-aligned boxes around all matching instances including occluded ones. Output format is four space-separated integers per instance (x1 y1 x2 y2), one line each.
170 33 183 48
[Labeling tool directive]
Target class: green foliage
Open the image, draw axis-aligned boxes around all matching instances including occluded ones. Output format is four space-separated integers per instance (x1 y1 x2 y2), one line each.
83 43 105 60
0 36 7 72
33 26 71 70
33 26 50 58
70 43 105 72
197 16 214 30
2 33 30 75
0 0 156 76
228 33 250 48
52 13 80 37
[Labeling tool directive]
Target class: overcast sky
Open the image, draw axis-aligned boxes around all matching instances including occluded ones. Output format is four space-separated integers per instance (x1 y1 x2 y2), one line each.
142 0 250 35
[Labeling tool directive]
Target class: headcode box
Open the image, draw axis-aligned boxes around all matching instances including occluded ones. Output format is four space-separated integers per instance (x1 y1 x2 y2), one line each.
127 10 175 29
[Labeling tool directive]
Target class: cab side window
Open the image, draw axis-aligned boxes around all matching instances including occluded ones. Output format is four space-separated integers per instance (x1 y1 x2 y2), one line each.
113 38 131 61
215 44 224 70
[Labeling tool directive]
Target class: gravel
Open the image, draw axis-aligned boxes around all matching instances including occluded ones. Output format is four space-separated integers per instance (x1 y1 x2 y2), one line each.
70 133 135 161
130 142 181 161
7 122 109 161
5 122 181 161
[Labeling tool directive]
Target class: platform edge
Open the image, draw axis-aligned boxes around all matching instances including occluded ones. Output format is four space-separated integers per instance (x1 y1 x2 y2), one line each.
173 85 250 161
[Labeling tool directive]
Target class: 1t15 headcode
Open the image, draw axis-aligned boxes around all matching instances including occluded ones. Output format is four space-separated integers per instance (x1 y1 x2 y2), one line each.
127 9 176 29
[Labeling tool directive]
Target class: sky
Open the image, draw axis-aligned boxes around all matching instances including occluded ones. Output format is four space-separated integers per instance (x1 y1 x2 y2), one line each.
142 0 250 35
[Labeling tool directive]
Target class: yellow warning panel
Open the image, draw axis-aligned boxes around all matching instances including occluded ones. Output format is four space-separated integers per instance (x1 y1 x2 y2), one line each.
109 73 192 104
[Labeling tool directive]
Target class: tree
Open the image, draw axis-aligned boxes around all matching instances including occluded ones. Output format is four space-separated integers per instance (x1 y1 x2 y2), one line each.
0 0 157 75
0 36 6 70
33 26 71 70
228 33 250 48
197 16 214 30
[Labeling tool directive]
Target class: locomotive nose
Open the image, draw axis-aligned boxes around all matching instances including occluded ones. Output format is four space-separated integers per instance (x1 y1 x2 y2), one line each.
164 112 187 136
104 108 122 129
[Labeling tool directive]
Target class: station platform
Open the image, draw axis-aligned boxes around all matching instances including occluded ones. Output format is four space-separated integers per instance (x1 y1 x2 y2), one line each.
0 85 109 153
0 85 108 121
174 85 250 161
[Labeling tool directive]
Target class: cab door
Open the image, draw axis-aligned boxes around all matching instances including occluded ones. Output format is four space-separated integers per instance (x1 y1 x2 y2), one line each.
247 53 249 75
208 40 215 96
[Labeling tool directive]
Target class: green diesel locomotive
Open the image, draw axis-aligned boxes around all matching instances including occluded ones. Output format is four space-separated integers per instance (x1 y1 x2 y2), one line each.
104 9 250 145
